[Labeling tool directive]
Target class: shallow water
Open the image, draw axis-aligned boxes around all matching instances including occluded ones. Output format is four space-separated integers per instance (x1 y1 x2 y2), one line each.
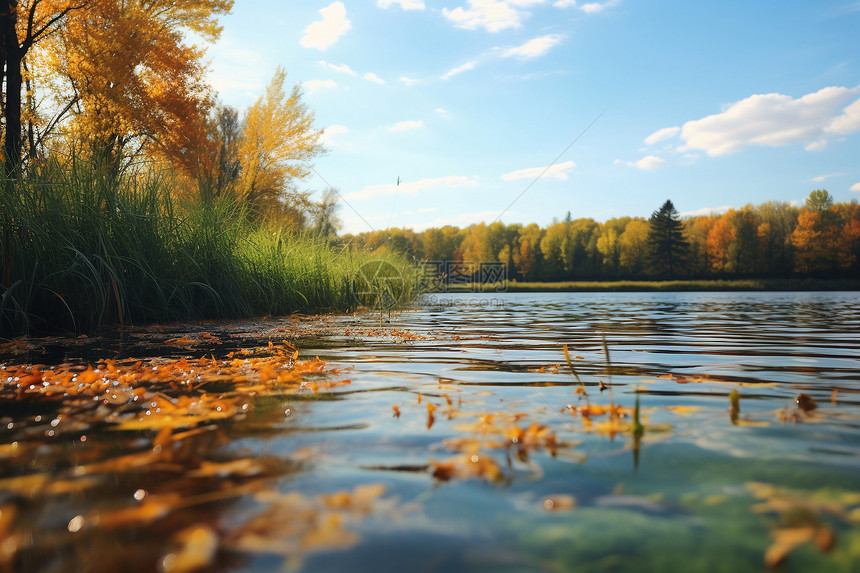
3 291 860 572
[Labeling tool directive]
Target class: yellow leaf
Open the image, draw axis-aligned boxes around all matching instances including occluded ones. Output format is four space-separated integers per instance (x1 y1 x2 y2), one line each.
764 527 815 568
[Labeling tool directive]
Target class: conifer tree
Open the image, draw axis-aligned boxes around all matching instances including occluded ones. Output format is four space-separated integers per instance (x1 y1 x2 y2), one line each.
647 199 688 277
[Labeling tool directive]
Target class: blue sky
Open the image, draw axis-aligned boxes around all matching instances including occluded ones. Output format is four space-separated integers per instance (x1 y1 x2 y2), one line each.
204 1 860 234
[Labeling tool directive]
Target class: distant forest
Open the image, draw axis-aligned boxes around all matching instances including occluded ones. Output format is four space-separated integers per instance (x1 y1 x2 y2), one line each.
342 191 860 281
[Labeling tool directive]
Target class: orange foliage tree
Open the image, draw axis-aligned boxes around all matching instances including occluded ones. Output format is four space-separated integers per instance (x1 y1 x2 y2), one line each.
791 191 860 274
706 212 735 273
37 0 232 177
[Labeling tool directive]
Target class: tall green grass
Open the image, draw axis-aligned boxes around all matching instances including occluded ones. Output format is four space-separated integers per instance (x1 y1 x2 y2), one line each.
0 159 418 335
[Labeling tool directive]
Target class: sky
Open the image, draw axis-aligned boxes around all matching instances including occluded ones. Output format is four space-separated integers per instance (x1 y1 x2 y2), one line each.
203 1 860 234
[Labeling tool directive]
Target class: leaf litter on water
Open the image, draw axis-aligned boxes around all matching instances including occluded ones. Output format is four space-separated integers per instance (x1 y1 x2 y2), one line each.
2 325 860 572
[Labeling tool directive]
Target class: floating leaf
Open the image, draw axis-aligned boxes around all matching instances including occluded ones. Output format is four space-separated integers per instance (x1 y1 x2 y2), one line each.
795 393 817 412
543 495 576 512
159 525 218 573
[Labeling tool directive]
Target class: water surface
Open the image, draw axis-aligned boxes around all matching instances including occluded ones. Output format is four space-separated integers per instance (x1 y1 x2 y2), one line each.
2 291 860 572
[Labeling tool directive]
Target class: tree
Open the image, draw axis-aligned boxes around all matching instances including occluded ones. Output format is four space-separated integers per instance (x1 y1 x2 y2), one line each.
460 223 493 263
41 0 233 178
806 189 834 212
706 212 734 273
312 188 341 240
619 219 649 277
792 199 860 275
512 223 542 280
236 67 325 221
540 221 573 280
568 218 600 277
726 207 760 274
647 199 688 277
202 104 242 202
684 215 717 276
833 202 860 273
422 226 463 261
1 0 90 178
597 218 630 277
755 201 798 275
791 210 832 274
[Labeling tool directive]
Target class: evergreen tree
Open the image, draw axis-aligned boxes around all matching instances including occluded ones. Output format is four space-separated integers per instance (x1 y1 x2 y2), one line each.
647 199 688 277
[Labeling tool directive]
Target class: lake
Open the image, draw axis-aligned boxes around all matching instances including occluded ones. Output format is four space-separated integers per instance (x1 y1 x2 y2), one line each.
2 291 860 572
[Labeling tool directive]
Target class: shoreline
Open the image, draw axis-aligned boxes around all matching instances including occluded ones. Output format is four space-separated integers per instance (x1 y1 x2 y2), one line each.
436 278 860 293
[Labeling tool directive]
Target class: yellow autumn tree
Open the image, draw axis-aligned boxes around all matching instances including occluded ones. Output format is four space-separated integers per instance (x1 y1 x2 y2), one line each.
512 223 542 280
37 0 232 177
618 219 649 276
235 67 325 223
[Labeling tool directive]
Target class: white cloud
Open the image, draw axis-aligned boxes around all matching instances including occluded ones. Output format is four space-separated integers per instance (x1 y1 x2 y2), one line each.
827 97 860 135
303 79 338 92
443 0 544 33
618 155 666 170
344 175 480 200
579 0 619 13
679 205 732 218
679 86 860 156
501 160 576 181
364 72 385 84
436 108 451 118
811 173 843 182
554 0 620 12
319 61 357 75
300 2 351 51
644 126 680 145
320 124 349 146
502 34 564 60
851 182 860 192
378 0 426 9
442 61 477 80
388 119 424 131
635 155 666 169
400 76 420 86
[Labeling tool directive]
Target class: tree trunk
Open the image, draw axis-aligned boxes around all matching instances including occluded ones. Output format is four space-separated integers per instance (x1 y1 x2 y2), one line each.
2 2 21 181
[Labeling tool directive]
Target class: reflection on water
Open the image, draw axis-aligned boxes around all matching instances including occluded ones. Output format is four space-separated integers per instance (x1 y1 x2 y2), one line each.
2 291 860 572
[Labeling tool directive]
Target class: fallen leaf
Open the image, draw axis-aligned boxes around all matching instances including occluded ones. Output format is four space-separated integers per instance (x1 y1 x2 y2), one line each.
543 495 576 511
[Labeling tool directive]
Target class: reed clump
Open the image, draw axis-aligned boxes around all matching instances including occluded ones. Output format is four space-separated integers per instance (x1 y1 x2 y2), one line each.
0 160 416 335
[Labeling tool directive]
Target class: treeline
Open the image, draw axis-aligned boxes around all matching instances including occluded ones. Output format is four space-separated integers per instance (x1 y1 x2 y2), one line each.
342 191 860 281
